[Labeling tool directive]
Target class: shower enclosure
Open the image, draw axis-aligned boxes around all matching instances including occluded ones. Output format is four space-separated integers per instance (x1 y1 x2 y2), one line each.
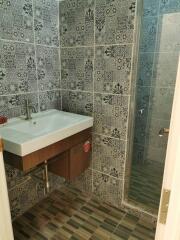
126 0 180 214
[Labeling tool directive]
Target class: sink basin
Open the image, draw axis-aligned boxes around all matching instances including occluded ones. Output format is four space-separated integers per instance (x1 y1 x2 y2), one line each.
0 110 93 156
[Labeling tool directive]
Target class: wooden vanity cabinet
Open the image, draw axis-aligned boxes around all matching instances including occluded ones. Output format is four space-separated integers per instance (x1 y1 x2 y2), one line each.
48 138 91 180
3 128 92 180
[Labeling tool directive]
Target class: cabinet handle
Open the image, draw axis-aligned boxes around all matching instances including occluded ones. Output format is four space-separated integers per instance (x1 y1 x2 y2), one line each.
83 141 91 153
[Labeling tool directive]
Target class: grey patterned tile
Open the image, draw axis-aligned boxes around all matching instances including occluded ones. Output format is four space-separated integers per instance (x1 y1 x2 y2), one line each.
140 17 158 53
0 92 38 118
137 53 154 86
0 0 34 42
5 164 27 189
95 45 132 95
34 0 59 46
62 90 93 116
9 178 42 220
39 90 61 111
156 13 180 52
143 0 160 17
71 168 93 195
152 52 179 87
0 41 37 95
93 170 123 207
94 93 129 140
36 46 60 91
160 0 180 14
93 134 126 178
59 0 94 47
95 0 136 45
149 87 174 120
61 47 94 91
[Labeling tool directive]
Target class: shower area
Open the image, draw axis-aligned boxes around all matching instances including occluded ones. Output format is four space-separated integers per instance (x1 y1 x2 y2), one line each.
126 0 180 215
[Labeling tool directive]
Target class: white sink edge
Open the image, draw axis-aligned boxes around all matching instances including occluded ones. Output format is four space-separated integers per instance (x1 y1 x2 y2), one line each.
4 118 93 156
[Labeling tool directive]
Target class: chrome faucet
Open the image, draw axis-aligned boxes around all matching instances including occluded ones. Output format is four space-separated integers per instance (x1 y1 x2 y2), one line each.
24 99 34 120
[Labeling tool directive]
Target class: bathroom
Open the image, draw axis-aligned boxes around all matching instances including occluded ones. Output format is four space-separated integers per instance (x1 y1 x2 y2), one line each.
0 0 180 239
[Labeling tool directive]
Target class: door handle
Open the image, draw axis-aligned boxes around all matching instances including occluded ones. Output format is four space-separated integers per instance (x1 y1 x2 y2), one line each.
159 128 169 137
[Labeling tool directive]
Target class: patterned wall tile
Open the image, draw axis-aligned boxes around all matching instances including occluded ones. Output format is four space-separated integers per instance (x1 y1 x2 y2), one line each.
8 178 43 220
139 17 158 53
62 90 93 116
94 93 129 140
0 41 37 95
34 0 59 46
94 45 132 95
70 168 93 195
5 164 27 190
160 0 180 14
156 13 180 52
59 0 94 47
0 93 38 118
61 47 94 91
143 0 160 17
36 46 60 91
0 0 34 42
93 134 126 178
93 170 123 207
152 52 179 87
95 0 136 45
137 53 154 86
39 90 61 111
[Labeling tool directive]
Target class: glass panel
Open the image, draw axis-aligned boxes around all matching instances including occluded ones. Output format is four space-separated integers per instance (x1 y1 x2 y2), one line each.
127 0 180 214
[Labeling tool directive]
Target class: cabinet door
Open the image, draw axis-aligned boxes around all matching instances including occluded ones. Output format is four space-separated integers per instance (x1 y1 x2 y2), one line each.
69 138 91 180
48 151 70 179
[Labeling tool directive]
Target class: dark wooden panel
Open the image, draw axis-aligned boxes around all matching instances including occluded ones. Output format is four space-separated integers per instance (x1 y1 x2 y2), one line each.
48 151 70 179
0 139 3 152
69 138 91 180
3 128 92 172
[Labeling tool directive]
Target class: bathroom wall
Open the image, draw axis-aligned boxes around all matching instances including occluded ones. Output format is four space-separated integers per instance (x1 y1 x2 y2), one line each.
133 0 180 164
0 0 63 219
59 0 137 207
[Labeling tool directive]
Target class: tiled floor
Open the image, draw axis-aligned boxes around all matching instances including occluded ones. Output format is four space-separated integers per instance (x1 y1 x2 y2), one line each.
13 186 156 240
128 161 164 214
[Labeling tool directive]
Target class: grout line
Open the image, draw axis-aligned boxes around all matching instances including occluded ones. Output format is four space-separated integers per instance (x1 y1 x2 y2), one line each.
60 88 131 97
60 42 134 49
90 168 124 181
92 132 128 142
0 38 59 49
0 89 62 98
32 0 40 112
57 0 62 110
91 0 96 190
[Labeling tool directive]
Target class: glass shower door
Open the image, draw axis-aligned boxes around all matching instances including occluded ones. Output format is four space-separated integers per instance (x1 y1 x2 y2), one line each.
127 4 180 214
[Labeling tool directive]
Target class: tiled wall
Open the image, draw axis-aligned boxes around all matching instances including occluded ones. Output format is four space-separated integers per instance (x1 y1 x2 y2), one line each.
133 0 180 164
59 0 137 207
0 0 63 219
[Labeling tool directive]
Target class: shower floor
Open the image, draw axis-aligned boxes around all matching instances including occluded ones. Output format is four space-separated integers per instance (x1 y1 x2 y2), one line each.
129 160 164 214
13 185 156 240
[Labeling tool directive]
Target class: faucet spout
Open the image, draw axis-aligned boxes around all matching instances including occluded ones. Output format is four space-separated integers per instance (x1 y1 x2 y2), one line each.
24 98 33 120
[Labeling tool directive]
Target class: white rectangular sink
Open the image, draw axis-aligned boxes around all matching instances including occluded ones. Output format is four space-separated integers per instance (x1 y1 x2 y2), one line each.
0 110 93 156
